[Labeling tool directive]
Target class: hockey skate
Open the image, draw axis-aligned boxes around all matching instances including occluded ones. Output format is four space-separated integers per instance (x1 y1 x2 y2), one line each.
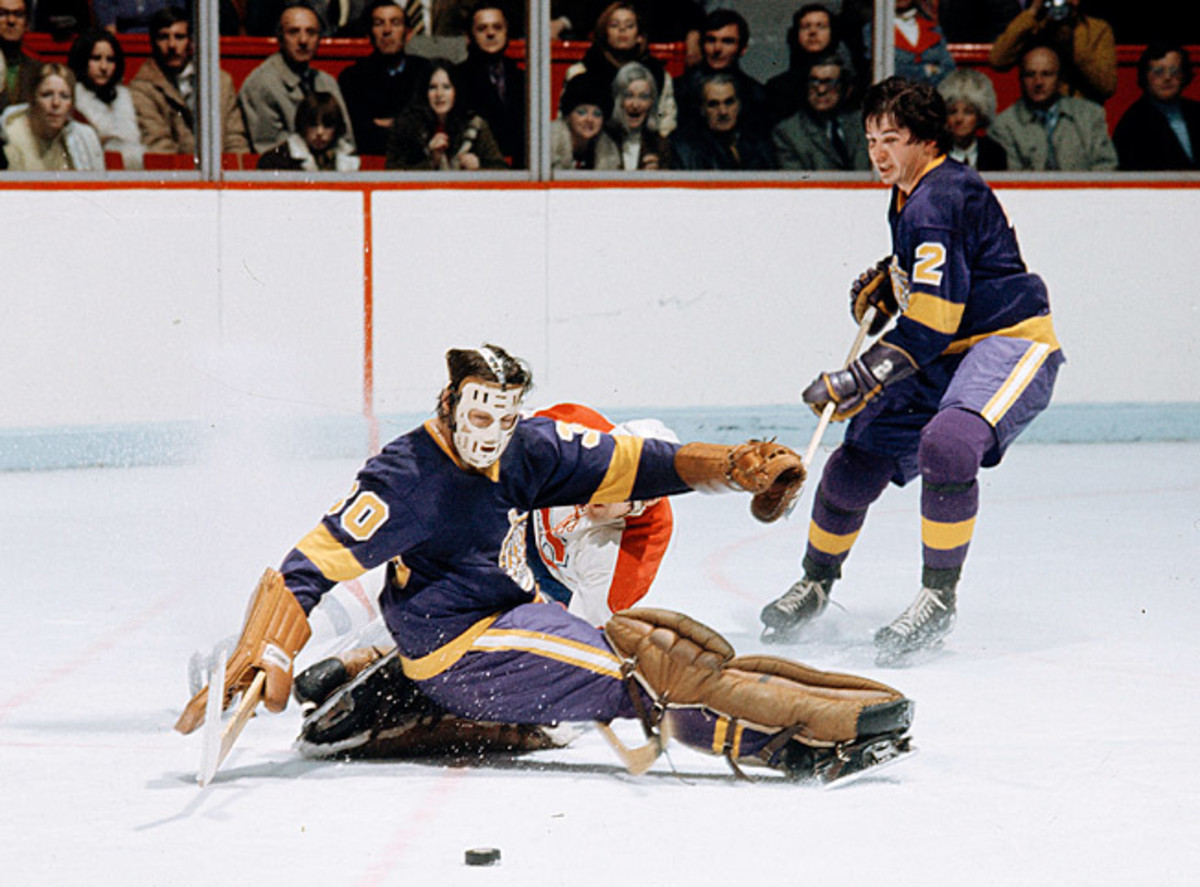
770 699 916 786
874 586 956 667
759 575 833 642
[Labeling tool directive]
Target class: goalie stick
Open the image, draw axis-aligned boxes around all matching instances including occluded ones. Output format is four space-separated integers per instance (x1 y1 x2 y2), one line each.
197 659 267 787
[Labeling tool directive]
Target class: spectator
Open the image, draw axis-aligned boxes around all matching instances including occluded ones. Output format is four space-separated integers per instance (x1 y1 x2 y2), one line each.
773 54 868 171
766 4 858 125
338 0 431 156
239 3 355 152
0 0 38 109
937 68 1007 171
989 0 1116 105
385 58 506 169
863 0 956 88
990 45 1117 171
551 0 703 66
551 72 619 170
455 2 525 165
672 72 775 171
93 0 173 33
258 90 359 170
1113 43 1200 171
563 1 677 136
1 62 104 169
606 60 671 170
675 9 768 138
130 7 249 155
67 30 144 169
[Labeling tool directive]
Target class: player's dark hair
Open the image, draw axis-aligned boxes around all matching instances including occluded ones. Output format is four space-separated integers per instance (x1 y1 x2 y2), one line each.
704 9 749 49
439 344 533 420
1137 41 1193 91
861 75 950 153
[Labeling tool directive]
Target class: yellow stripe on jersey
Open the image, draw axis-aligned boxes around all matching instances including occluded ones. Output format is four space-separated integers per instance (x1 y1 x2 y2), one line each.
590 434 645 505
981 342 1052 425
904 290 965 335
295 523 368 582
470 629 624 679
401 614 501 680
942 314 1061 356
921 516 977 551
808 520 861 556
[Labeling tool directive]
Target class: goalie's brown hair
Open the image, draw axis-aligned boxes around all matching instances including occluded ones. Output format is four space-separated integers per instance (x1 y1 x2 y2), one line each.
861 75 951 154
437 344 533 421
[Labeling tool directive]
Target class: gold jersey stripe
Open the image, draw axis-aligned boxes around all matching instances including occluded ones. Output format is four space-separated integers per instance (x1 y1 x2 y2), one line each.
808 520 861 556
904 290 966 335
295 523 367 583
982 342 1052 425
401 614 501 680
942 314 1061 356
921 516 977 551
590 434 644 505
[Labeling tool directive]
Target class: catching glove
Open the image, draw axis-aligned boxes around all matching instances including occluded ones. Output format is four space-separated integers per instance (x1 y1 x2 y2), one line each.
849 258 908 336
675 440 806 522
802 341 918 421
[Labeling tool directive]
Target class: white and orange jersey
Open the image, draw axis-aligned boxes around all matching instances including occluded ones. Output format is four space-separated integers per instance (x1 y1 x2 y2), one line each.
531 404 676 625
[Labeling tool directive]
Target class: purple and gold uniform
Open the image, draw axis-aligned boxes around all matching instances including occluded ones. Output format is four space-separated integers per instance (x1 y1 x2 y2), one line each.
280 415 690 724
808 156 1064 588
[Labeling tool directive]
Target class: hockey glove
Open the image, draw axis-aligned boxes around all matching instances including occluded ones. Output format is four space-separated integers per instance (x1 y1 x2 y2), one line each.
675 440 806 523
802 341 918 421
849 257 909 336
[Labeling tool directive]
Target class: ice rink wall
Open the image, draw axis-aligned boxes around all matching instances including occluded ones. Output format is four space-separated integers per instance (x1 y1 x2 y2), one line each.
3 182 1198 469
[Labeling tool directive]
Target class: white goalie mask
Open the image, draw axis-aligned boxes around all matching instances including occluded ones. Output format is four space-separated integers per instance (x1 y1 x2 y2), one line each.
451 379 523 470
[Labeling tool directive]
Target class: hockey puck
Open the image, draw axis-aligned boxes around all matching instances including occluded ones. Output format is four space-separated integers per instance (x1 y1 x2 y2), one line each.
464 847 501 867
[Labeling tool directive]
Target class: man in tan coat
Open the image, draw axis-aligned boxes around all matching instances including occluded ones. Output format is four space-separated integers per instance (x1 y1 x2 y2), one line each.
130 6 249 156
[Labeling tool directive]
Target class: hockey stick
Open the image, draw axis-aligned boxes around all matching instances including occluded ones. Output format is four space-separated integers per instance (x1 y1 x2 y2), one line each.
595 718 672 776
800 306 878 470
197 668 267 787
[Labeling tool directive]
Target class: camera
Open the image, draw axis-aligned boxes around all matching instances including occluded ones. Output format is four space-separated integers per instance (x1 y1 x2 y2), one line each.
1044 0 1072 22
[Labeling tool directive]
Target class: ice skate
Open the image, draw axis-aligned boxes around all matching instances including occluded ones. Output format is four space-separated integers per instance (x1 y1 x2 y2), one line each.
759 575 833 642
874 586 956 667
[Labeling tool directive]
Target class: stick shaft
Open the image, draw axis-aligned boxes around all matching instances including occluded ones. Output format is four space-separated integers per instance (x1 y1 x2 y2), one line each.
801 307 877 470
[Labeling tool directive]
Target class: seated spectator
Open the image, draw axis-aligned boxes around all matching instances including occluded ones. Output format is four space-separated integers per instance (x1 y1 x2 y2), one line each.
863 0 955 88
0 0 39 109
990 45 1117 171
937 68 1007 170
772 54 868 171
130 7 249 155
258 90 359 170
989 0 1116 105
675 9 768 138
338 0 431 156
239 3 355 152
1113 43 1200 171
93 0 173 33
563 1 677 136
550 0 703 66
606 60 671 170
385 58 506 169
766 4 858 125
68 30 145 169
550 72 619 170
1 62 104 169
455 3 525 166
672 72 775 171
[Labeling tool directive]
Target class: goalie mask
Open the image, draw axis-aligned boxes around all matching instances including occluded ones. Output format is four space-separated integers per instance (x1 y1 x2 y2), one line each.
451 378 523 470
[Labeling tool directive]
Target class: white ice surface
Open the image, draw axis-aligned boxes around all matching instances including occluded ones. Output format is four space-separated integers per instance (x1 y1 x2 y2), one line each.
2 441 1198 885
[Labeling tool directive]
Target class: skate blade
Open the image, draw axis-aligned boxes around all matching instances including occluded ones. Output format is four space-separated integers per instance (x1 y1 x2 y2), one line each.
874 638 945 669
820 741 917 789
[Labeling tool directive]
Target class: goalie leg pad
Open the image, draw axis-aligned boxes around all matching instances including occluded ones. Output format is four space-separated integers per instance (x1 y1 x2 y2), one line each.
297 649 567 759
176 568 313 734
605 608 914 771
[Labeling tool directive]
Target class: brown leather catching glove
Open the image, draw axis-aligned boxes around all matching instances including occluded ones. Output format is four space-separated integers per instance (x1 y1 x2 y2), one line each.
675 440 806 523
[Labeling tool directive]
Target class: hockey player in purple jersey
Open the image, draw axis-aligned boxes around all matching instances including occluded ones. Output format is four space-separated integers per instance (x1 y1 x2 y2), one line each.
761 76 1064 664
177 344 916 782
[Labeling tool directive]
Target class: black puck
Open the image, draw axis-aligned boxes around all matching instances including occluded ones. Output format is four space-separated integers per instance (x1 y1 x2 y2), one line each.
464 847 501 866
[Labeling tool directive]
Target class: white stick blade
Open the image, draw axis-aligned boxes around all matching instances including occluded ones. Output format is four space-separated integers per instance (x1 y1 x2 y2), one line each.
197 648 227 787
